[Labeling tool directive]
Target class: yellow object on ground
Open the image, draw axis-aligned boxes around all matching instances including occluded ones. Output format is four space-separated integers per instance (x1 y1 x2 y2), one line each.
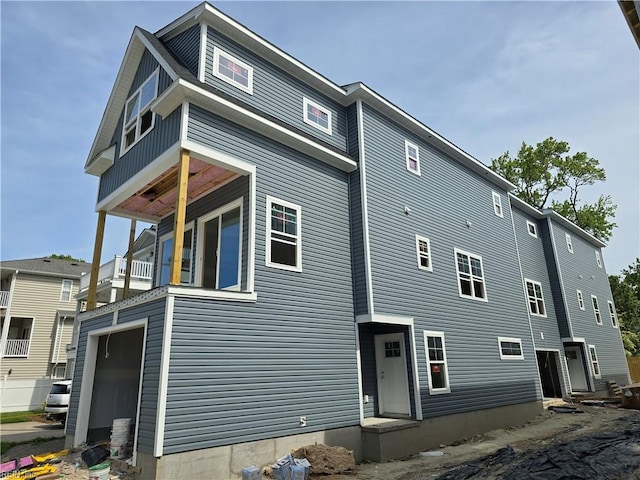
30 449 68 463
5 464 57 479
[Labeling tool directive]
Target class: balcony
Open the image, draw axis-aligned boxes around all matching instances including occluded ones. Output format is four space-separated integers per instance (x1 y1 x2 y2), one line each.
79 256 154 292
0 290 9 308
4 339 29 357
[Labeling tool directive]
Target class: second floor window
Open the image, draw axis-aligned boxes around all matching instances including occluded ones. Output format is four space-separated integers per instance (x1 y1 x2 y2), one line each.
60 279 73 302
303 98 332 134
577 290 585 310
608 301 618 327
525 279 546 317
213 47 253 94
455 249 486 301
416 235 432 271
592 295 602 325
405 141 420 175
266 197 302 272
492 192 503 218
122 69 158 154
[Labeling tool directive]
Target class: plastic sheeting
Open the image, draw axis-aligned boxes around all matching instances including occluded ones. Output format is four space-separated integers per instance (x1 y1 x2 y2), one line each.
432 417 640 480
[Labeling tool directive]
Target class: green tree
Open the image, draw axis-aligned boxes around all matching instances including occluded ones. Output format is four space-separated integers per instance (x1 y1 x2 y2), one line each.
610 259 640 356
490 137 616 241
49 254 86 263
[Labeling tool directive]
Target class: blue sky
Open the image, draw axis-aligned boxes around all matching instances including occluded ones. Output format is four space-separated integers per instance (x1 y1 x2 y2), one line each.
1 1 638 275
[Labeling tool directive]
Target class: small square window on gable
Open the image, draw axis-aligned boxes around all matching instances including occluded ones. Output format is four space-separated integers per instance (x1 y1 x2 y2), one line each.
266 196 302 272
565 233 574 254
213 47 253 94
121 68 159 155
415 235 433 271
405 140 420 175
526 220 537 238
303 98 332 135
492 192 503 218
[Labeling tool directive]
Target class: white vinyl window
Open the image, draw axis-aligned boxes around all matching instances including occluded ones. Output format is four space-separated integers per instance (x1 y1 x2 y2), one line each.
266 196 302 272
213 47 253 94
498 337 524 360
525 279 546 317
592 295 602 325
416 235 432 271
589 345 601 378
492 192 503 218
303 97 332 135
121 69 159 155
608 301 618 328
526 221 537 238
424 331 451 394
60 280 73 302
577 290 585 310
566 233 573 254
158 225 194 286
595 251 602 268
454 249 487 301
405 140 421 175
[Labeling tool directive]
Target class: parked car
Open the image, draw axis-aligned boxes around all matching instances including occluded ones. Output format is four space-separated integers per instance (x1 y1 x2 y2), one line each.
45 380 72 423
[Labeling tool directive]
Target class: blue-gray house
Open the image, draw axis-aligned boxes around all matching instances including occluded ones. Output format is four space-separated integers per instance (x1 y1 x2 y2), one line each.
67 3 629 478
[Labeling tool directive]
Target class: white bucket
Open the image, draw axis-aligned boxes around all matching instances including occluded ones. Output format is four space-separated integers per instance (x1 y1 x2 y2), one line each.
110 442 127 459
111 417 131 446
89 463 110 480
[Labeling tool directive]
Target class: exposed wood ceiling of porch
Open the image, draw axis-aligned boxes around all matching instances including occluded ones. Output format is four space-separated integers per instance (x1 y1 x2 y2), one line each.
114 157 238 220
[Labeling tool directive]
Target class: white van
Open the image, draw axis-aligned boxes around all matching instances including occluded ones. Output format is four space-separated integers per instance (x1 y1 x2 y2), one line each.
45 380 72 423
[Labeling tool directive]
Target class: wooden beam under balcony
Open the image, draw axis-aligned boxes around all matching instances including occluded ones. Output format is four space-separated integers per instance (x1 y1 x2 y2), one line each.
87 210 107 310
170 149 190 285
123 219 137 298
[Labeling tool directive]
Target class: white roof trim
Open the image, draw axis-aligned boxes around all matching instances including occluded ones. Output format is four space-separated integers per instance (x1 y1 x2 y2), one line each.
542 208 607 248
508 193 544 219
85 144 116 176
86 28 178 166
153 79 357 173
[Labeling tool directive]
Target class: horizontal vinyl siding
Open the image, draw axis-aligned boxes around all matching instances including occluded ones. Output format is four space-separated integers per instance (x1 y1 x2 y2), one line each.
2 274 81 379
161 106 358 453
551 222 629 389
98 51 180 203
204 28 347 151
66 300 165 454
361 103 541 417
511 209 562 349
165 25 200 77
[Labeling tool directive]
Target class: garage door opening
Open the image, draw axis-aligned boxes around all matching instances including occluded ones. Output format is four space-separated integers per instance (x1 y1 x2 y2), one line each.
537 350 563 398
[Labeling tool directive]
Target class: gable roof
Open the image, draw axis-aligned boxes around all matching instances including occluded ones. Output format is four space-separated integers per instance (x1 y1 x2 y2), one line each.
1 257 91 277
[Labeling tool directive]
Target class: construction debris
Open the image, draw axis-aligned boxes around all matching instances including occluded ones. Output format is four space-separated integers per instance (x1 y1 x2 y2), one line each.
291 444 355 475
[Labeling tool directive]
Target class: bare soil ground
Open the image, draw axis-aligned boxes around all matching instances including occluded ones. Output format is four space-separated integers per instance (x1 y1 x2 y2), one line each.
2 403 639 480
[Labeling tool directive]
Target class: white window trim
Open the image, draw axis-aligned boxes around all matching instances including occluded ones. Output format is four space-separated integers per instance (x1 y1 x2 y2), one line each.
196 198 244 290
423 330 451 395
525 278 547 318
498 337 524 360
577 290 585 310
265 195 302 272
120 68 159 157
60 279 73 302
526 220 537 238
595 251 602 268
157 222 195 287
492 191 503 218
591 295 602 325
212 46 254 95
415 235 433 272
405 140 421 176
588 344 601 378
303 97 332 135
454 248 488 302
566 233 574 254
608 300 618 328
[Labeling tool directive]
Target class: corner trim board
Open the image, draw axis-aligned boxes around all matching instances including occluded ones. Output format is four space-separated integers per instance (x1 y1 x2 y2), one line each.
155 296 174 457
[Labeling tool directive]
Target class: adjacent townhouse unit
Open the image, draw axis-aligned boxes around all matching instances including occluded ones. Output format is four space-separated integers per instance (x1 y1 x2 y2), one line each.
0 257 90 411
67 3 629 478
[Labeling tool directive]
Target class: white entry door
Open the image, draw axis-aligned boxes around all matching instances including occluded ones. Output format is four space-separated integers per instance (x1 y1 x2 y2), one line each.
375 333 411 416
565 346 588 391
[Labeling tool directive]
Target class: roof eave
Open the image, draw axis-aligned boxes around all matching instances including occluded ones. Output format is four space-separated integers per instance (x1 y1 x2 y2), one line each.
542 208 607 248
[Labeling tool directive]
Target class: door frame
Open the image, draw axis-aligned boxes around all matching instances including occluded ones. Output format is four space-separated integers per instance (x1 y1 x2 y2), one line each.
562 340 593 392
374 332 411 417
535 348 567 398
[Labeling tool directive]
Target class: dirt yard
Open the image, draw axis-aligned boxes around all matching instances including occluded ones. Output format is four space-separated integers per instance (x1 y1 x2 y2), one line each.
3 403 639 479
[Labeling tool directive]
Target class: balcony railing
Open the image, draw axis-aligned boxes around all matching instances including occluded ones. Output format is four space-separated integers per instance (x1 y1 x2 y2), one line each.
4 339 29 357
79 256 154 291
0 291 9 308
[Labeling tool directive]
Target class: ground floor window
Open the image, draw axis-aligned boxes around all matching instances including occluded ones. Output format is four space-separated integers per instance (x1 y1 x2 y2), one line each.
589 345 601 378
498 337 523 360
424 331 450 394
